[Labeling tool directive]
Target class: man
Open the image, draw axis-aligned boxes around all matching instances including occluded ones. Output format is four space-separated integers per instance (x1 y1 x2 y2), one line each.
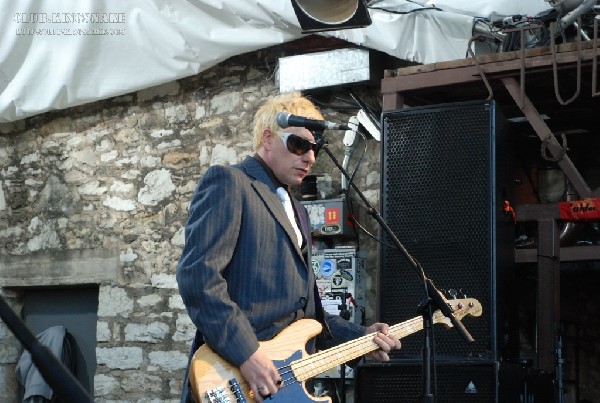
177 92 401 402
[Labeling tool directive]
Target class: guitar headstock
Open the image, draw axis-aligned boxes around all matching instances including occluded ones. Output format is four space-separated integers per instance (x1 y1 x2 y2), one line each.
432 298 482 328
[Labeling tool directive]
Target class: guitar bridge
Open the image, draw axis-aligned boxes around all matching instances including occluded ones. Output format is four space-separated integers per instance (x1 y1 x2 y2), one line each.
204 378 245 403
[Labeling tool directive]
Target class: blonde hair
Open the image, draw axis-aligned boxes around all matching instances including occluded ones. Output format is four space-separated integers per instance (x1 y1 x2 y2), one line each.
252 92 324 151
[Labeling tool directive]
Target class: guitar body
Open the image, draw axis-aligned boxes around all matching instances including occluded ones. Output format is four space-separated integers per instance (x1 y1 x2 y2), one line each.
189 298 482 403
190 319 331 403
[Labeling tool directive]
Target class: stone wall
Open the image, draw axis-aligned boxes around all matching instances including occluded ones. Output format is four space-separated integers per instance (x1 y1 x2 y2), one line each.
4 45 597 403
0 47 382 402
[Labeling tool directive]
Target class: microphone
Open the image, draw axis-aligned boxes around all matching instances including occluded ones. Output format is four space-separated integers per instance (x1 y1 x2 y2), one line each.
276 112 350 131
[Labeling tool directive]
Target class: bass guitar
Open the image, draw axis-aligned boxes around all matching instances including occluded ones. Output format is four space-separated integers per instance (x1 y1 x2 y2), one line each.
190 298 482 402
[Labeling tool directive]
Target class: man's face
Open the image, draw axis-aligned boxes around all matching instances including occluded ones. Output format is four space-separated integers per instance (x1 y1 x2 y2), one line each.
267 127 318 186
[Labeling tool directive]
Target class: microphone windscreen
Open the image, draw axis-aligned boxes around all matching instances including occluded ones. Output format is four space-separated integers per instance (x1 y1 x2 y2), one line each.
275 112 290 128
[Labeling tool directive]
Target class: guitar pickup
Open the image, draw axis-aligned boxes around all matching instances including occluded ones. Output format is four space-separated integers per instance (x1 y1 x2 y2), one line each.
204 378 246 403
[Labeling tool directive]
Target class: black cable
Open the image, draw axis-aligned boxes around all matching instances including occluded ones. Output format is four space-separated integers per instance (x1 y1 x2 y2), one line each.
368 5 442 15
307 94 361 111
311 88 395 250
332 94 362 108
345 196 362 252
343 127 395 250
342 128 368 252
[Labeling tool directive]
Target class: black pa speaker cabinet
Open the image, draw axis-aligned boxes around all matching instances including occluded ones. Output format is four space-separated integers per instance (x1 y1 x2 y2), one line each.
379 100 517 360
354 361 555 403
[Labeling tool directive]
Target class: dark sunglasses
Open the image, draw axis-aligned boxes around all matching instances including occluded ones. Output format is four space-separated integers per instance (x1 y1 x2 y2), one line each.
278 132 321 157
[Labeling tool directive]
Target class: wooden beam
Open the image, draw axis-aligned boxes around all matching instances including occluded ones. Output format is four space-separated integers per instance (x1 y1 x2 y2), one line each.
502 77 592 198
536 219 560 371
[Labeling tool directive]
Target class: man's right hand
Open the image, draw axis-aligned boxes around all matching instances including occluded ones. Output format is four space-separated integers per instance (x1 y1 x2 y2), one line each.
239 348 283 402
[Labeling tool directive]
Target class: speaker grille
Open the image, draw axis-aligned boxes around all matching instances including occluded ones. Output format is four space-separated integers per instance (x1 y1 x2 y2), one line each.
354 362 555 403
380 100 513 359
355 361 497 403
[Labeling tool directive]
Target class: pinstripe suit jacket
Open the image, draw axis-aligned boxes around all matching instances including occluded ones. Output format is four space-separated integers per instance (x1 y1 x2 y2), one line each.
177 156 364 400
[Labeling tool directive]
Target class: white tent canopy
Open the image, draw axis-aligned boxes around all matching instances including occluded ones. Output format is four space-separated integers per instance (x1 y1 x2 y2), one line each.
0 0 551 123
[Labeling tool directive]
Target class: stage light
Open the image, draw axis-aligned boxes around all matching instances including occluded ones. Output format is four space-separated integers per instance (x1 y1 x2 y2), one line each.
290 0 372 33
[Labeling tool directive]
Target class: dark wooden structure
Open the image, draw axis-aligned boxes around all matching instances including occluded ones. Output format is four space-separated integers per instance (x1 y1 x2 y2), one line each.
380 37 600 374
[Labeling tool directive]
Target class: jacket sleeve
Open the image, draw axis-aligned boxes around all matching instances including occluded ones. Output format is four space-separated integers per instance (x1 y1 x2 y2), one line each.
319 311 366 350
176 165 259 367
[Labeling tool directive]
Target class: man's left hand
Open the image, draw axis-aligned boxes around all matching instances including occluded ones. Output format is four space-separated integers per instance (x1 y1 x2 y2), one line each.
364 322 401 361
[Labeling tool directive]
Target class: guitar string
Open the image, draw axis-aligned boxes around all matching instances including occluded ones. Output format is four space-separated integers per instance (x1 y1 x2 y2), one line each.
213 303 470 398
285 317 424 380
272 316 428 386
281 304 469 381
291 302 473 379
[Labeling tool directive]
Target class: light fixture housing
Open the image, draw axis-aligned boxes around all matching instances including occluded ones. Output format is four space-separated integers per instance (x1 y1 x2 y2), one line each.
291 0 372 33
277 48 382 93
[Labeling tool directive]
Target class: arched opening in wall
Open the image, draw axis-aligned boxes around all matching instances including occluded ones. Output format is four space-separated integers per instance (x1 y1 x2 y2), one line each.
16 286 99 402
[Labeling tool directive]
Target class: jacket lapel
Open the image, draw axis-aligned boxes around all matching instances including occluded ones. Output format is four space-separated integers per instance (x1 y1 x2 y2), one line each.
240 157 305 258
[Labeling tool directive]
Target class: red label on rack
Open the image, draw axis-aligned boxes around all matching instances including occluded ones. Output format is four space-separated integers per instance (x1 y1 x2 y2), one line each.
559 198 600 221
325 207 341 225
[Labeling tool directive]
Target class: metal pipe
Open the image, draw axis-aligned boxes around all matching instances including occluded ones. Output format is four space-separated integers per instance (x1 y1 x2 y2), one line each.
559 0 596 31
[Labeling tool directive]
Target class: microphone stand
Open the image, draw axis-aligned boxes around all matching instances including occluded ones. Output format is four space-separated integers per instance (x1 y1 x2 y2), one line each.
314 131 474 402
0 294 93 402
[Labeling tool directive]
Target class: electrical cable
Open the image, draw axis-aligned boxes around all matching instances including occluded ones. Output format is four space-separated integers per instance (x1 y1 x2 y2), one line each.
368 4 442 15
341 126 396 251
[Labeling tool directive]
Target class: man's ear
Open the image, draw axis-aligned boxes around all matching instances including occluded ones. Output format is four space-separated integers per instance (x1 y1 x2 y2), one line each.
262 128 274 151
